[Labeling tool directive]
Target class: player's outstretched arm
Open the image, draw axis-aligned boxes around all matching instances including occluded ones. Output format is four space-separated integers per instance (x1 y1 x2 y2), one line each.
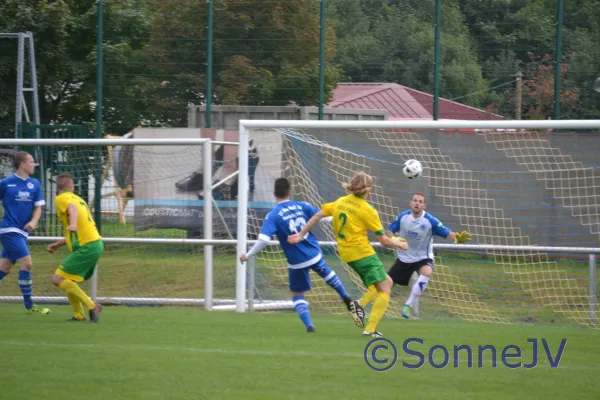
240 237 270 263
447 230 472 243
377 233 408 250
288 211 325 244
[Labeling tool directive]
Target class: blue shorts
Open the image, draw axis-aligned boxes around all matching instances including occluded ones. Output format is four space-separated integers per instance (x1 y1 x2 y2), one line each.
0 232 30 264
288 257 330 293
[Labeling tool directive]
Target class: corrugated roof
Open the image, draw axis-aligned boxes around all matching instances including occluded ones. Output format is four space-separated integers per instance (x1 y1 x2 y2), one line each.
328 83 504 120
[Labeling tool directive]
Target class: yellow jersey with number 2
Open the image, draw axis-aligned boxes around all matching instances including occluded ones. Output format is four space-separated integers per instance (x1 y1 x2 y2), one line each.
321 194 385 264
55 191 102 252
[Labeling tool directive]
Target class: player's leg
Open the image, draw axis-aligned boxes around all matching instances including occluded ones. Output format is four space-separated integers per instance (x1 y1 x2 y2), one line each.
311 258 352 309
311 259 365 328
402 260 433 319
53 241 103 322
363 274 392 337
288 268 315 332
387 259 418 318
1 232 49 314
349 255 391 337
0 250 14 286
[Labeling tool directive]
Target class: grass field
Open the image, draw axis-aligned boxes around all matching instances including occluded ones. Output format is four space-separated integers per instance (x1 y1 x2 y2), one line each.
1 304 599 400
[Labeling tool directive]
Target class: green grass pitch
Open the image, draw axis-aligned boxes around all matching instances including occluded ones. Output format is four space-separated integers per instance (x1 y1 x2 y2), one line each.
1 304 598 400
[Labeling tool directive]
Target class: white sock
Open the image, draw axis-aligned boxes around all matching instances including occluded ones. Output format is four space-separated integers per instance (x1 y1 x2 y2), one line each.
406 275 430 307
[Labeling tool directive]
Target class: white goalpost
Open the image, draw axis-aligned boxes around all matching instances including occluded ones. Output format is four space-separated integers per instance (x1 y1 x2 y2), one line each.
236 119 600 329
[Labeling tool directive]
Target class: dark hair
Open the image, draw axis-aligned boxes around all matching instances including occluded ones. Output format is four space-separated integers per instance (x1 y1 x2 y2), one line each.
274 177 291 199
13 151 30 170
56 172 74 191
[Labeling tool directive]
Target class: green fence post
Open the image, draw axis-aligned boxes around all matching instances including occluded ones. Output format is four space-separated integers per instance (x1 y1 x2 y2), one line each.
95 0 103 233
205 0 213 128
553 0 564 121
318 0 327 120
433 0 442 120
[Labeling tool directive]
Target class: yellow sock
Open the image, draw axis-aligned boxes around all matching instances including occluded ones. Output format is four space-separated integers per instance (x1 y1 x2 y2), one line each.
359 284 378 308
59 279 95 310
66 292 85 320
365 292 390 333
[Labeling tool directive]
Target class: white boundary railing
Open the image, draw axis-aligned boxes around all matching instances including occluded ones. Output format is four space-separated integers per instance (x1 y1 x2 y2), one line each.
0 138 235 311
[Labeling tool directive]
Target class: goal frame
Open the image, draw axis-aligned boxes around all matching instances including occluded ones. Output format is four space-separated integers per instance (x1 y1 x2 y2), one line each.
236 118 600 322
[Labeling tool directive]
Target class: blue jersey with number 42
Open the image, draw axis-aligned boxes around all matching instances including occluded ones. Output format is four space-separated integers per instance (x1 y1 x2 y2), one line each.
258 200 323 269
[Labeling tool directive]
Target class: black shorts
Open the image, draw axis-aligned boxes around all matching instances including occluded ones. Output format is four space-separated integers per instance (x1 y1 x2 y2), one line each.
388 258 434 286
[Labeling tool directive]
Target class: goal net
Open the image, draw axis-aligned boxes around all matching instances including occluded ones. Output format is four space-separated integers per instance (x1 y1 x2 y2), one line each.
243 121 600 328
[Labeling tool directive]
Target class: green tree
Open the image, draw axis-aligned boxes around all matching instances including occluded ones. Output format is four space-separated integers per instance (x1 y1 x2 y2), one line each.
329 0 491 107
0 0 150 135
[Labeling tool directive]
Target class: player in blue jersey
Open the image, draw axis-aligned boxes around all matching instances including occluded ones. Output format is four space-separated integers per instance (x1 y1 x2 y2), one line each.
240 178 365 332
0 151 50 314
386 193 471 319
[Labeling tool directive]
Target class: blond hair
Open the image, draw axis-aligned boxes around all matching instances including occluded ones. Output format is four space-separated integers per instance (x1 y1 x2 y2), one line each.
342 172 373 197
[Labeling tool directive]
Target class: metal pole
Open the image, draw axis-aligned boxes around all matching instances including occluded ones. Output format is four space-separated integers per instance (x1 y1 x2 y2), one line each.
205 0 213 128
95 0 104 232
433 0 442 120
91 0 104 302
590 253 597 326
515 70 522 120
248 255 255 311
15 33 25 136
27 33 40 126
236 125 249 312
203 140 213 310
318 0 327 120
553 0 564 120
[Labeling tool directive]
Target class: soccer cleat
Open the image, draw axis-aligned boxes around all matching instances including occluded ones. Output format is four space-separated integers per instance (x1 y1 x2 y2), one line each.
306 326 316 333
362 330 383 338
89 303 102 323
26 304 51 315
67 316 87 322
401 304 412 319
349 300 365 329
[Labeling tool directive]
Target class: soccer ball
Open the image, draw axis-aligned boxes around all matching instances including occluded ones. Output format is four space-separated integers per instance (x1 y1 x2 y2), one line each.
402 159 423 179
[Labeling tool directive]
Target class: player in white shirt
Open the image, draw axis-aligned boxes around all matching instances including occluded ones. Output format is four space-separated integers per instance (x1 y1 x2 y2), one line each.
386 193 471 319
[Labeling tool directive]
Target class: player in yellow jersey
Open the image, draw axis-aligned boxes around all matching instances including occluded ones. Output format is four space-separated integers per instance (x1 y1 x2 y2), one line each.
47 173 103 322
288 172 408 337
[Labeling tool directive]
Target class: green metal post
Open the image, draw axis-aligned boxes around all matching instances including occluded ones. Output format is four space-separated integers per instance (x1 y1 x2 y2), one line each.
553 0 564 120
205 0 213 127
318 0 327 120
95 0 103 233
433 0 442 120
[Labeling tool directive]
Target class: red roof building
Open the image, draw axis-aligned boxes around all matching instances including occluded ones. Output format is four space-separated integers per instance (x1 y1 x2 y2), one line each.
328 83 504 120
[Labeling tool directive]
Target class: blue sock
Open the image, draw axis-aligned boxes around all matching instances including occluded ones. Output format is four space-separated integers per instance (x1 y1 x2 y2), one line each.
18 270 33 310
292 295 313 328
317 266 350 300
0 270 6 282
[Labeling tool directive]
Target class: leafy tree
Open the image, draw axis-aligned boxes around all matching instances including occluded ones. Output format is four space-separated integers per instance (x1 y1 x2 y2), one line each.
329 0 491 107
488 54 580 119
0 0 150 135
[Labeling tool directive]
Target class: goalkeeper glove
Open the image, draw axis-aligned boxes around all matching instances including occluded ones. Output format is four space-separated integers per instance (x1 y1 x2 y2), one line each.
391 236 406 242
454 231 472 243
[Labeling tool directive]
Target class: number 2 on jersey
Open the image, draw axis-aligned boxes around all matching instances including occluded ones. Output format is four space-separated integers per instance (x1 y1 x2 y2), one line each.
337 213 347 239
